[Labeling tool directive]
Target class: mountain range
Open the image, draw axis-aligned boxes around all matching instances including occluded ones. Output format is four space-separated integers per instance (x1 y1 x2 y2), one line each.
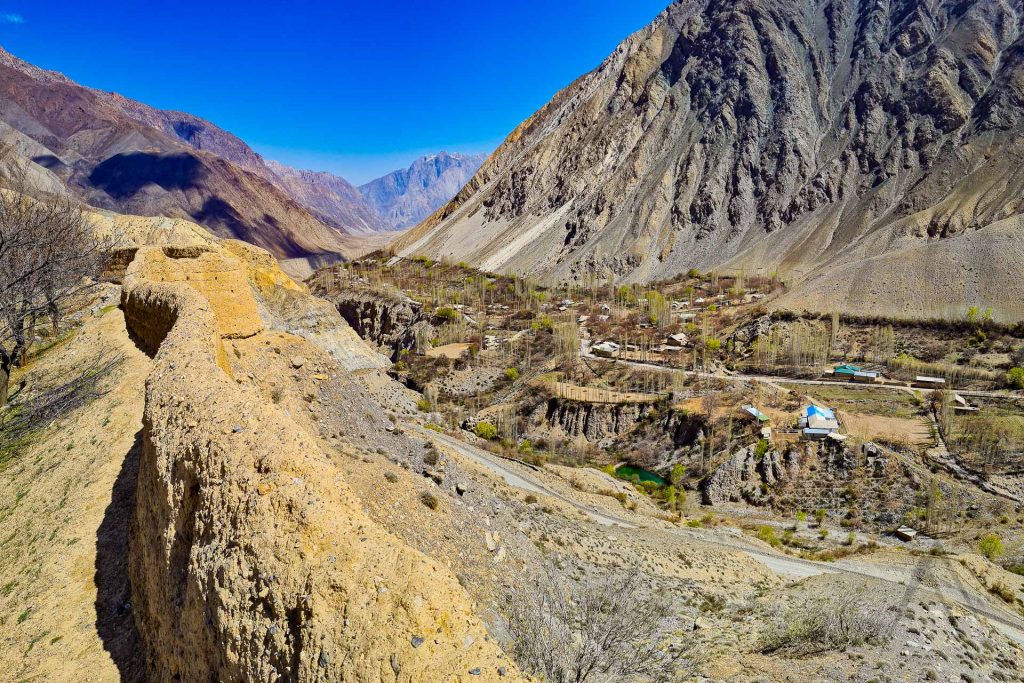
397 0 1024 321
0 45 479 270
359 151 486 230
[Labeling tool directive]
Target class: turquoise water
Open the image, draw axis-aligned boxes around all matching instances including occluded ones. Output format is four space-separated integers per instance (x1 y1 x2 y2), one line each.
615 464 666 486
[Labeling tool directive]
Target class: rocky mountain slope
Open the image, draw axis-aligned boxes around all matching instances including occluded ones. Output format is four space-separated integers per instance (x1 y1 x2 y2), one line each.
361 151 485 230
0 46 386 262
397 0 1024 320
267 160 390 234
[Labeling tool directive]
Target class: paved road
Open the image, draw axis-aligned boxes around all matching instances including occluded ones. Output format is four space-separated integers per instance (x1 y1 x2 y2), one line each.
412 424 1024 645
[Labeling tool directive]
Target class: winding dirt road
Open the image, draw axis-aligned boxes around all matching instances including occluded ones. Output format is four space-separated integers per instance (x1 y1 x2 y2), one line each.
412 424 1024 645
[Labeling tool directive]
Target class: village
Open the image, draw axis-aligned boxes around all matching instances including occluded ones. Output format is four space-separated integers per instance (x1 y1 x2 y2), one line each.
310 252 1024 559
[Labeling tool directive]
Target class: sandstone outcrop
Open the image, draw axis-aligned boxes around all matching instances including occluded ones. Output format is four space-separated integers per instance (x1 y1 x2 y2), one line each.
121 244 525 681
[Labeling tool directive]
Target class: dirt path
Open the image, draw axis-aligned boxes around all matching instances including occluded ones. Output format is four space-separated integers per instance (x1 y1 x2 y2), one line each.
0 305 150 681
581 351 1022 400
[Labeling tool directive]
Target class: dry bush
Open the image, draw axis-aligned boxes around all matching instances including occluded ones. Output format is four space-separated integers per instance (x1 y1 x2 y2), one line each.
502 566 693 683
760 585 897 655
0 353 121 465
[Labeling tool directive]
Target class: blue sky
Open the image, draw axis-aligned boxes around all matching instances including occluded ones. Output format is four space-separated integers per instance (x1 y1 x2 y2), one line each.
0 1 668 183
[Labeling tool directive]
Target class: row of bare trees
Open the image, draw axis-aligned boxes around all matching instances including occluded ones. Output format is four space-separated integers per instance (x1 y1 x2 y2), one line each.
0 150 111 405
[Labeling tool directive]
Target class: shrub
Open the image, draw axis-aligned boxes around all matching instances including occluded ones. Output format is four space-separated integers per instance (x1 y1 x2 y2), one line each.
814 509 827 526
705 338 722 351
473 421 498 440
524 494 538 504
416 398 431 412
504 367 520 381
383 471 399 483
1007 367 1024 390
419 492 439 510
760 588 896 655
989 581 1016 604
754 439 769 459
757 525 781 548
434 306 458 322
503 565 694 682
978 533 1004 560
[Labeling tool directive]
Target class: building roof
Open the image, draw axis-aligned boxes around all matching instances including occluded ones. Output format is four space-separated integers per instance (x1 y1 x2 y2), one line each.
804 405 836 420
742 405 770 422
834 364 862 374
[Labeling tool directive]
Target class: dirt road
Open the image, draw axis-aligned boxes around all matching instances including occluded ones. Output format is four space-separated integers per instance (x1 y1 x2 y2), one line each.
413 424 1024 645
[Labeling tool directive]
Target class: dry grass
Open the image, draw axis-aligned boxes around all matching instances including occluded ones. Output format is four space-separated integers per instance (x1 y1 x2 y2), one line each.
839 411 933 446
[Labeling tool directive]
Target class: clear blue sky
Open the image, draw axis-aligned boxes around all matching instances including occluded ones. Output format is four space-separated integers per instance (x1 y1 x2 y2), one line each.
0 1 668 183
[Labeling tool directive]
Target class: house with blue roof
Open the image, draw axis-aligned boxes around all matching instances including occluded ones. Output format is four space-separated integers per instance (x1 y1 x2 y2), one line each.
800 404 839 437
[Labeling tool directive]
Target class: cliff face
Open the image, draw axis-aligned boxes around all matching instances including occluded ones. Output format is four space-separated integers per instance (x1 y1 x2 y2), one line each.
532 398 657 443
397 0 1024 320
120 244 524 682
328 287 434 360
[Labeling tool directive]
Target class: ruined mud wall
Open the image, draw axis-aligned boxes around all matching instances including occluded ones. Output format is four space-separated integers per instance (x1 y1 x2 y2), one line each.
121 246 524 682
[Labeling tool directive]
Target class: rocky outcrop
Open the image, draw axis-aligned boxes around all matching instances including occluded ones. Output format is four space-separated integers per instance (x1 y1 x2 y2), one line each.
329 287 434 361
701 440 932 528
534 398 656 443
702 444 800 505
121 244 524 682
397 0 1024 320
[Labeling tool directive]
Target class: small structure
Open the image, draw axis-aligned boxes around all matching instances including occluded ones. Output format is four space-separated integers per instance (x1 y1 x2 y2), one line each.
952 393 979 412
667 332 688 346
800 404 839 436
894 526 919 542
592 341 621 358
913 375 947 389
833 364 862 378
742 405 770 423
852 371 879 384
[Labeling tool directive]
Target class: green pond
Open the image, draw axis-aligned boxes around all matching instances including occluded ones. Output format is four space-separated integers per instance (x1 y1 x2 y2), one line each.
615 465 666 486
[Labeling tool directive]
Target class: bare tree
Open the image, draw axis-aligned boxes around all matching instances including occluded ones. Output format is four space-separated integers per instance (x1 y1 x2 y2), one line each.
0 153 110 404
502 566 693 683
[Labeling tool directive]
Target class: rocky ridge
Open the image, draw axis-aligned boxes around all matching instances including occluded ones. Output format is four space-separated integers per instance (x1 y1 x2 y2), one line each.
397 0 1024 321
